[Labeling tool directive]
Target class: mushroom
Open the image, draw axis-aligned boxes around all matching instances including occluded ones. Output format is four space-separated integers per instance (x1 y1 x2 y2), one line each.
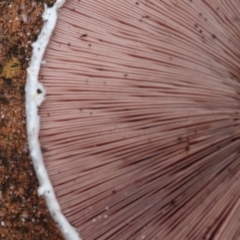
26 0 240 239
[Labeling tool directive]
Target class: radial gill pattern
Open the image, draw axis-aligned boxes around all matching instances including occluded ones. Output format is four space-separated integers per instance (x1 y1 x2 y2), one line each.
39 0 240 239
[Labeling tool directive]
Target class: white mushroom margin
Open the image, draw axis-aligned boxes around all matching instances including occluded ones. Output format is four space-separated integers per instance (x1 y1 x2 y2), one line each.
25 1 81 240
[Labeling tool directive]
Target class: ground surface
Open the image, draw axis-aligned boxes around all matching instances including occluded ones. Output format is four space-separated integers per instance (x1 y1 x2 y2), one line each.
0 0 63 239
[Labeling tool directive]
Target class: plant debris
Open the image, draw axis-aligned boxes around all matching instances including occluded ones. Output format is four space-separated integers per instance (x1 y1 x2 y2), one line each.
0 0 63 239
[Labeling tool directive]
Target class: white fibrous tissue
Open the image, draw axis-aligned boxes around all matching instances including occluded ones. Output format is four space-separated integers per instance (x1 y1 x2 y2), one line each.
25 1 81 240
